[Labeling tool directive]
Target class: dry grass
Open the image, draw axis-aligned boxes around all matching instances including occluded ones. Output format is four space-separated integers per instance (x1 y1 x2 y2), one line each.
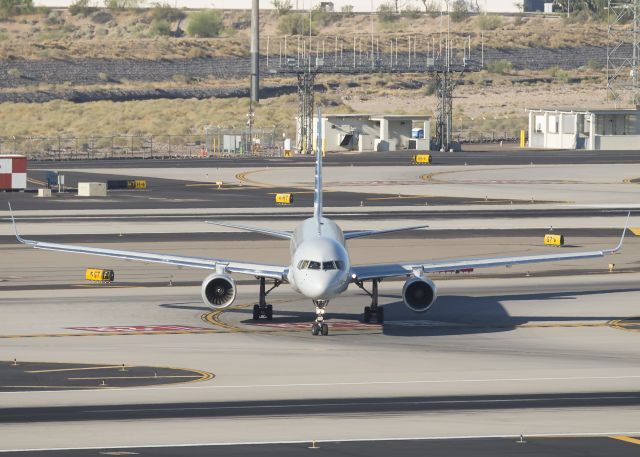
0 91 352 137
0 9 620 60
0 69 613 140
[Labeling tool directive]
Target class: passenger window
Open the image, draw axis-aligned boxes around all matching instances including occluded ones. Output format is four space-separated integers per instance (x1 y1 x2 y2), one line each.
323 261 336 270
308 261 321 270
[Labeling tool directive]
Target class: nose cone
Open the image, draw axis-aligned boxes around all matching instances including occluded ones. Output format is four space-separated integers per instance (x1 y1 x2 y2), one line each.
299 274 332 299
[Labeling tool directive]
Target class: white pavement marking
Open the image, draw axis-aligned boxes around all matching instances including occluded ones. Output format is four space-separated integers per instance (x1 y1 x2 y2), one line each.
2 431 640 453
3 374 640 395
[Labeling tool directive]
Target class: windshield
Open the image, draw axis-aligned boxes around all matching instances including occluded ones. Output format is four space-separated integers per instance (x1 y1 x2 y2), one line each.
298 260 344 270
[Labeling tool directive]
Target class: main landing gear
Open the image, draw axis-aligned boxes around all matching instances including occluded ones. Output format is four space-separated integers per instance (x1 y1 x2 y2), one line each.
252 277 281 321
311 299 329 336
355 278 384 324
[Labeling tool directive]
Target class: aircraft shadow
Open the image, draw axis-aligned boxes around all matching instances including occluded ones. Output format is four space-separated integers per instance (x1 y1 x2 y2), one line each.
381 287 640 337
160 302 211 312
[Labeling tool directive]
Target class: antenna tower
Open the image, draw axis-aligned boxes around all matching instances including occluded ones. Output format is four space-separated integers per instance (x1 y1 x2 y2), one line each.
607 0 640 105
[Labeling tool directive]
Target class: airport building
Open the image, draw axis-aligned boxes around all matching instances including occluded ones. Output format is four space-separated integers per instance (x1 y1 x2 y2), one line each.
298 113 431 153
527 107 640 150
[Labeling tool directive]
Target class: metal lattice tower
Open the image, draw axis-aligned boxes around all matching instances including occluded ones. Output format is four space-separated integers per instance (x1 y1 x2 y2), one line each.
435 71 455 151
607 0 640 105
297 72 316 154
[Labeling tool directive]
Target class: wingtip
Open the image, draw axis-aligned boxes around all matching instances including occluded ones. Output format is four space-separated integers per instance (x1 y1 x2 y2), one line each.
7 202 27 244
606 211 631 254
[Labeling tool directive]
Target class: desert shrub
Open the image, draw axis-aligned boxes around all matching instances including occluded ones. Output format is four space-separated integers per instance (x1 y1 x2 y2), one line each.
486 59 512 74
401 5 421 18
377 2 397 22
450 0 469 22
151 2 185 22
69 0 97 16
277 13 314 35
0 0 34 18
186 10 222 37
340 4 354 15
45 10 64 25
91 10 113 23
548 65 569 81
311 6 339 27
97 71 109 81
587 58 602 71
7 67 21 78
476 14 502 30
150 18 171 36
104 0 143 9
271 0 292 16
420 0 439 17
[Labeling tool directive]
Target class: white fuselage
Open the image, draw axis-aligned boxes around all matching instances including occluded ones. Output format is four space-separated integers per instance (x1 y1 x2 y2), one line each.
287 217 351 300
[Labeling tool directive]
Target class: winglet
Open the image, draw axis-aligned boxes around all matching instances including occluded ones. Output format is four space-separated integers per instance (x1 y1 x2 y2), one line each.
604 211 630 254
9 202 35 244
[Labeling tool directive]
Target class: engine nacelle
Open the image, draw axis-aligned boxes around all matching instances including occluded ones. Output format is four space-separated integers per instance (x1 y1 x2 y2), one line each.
402 276 438 312
201 274 236 309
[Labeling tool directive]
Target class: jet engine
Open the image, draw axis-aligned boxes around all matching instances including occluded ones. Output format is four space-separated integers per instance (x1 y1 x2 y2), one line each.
402 276 438 312
201 273 236 309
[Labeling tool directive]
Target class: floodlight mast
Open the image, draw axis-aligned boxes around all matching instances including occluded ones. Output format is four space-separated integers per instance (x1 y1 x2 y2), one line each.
251 0 260 103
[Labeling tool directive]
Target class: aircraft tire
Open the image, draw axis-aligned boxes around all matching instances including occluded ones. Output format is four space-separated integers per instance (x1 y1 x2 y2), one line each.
311 323 320 336
252 304 260 320
321 324 329 336
266 304 273 320
363 306 372 323
376 307 384 324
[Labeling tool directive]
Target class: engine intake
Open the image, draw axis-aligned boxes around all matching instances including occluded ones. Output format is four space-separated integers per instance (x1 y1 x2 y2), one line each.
201 274 236 309
402 276 437 312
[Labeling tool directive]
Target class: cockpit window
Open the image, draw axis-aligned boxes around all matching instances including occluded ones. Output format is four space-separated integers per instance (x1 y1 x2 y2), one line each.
298 260 344 270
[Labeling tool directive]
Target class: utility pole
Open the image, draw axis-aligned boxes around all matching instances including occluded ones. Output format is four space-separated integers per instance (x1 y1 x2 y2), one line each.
250 0 260 102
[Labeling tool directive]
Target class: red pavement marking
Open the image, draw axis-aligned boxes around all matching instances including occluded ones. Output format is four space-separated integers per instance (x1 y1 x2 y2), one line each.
66 325 213 333
254 320 381 330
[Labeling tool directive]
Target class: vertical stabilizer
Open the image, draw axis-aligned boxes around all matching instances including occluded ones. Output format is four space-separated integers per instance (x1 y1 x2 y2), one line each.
313 111 323 233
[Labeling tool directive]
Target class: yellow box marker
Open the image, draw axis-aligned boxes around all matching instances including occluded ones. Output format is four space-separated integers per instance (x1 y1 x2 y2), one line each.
629 227 640 236
125 180 147 189
275 193 293 205
544 233 564 247
412 154 431 164
85 268 115 282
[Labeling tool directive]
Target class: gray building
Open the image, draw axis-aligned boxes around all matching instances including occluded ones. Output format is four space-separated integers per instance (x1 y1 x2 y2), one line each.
527 107 640 150
298 114 431 153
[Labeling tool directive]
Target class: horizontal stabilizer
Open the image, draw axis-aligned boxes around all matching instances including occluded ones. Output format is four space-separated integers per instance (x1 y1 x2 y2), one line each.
205 221 292 240
344 224 428 240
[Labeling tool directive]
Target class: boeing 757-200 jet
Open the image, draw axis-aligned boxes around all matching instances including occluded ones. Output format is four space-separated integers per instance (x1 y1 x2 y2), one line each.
9 133 629 336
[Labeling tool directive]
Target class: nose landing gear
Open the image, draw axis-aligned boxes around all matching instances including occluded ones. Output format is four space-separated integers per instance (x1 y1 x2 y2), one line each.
356 278 383 324
312 300 329 336
252 277 281 321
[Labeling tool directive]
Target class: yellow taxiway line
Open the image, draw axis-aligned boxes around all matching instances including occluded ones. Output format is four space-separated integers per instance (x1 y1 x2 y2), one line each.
610 435 640 445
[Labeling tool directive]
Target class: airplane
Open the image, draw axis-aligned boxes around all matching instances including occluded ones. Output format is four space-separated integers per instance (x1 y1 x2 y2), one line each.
8 122 630 336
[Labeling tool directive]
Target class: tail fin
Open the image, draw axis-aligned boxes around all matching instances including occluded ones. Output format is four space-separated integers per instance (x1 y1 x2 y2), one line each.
313 110 323 232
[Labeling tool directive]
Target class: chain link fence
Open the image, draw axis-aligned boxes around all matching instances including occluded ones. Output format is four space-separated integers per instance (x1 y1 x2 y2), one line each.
0 130 288 161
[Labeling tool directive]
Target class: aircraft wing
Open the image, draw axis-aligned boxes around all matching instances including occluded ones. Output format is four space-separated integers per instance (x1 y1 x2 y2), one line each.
9 206 288 280
351 214 629 281
344 224 429 240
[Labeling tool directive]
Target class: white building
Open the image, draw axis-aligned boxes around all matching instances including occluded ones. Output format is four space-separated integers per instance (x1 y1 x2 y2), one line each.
298 113 431 153
527 107 640 150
